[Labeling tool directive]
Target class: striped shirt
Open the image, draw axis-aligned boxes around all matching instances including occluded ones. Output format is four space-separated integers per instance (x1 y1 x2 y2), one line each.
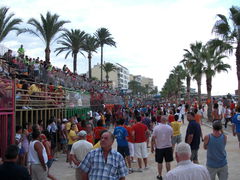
79 148 128 180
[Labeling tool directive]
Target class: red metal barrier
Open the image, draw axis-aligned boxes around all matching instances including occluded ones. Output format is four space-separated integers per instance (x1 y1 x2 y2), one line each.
0 78 15 158
0 113 14 158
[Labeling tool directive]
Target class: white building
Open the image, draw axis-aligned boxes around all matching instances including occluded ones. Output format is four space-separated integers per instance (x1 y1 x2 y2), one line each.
90 62 129 90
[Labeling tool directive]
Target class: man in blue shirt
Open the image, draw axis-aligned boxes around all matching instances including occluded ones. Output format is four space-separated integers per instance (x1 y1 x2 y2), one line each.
113 119 132 173
232 107 240 149
185 111 202 164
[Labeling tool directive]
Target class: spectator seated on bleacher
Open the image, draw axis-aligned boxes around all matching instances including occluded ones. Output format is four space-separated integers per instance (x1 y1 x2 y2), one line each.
28 83 41 95
2 49 12 62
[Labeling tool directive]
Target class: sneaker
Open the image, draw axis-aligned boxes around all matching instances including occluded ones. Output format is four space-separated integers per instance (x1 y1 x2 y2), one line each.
144 166 149 170
68 165 73 168
136 168 143 172
128 168 133 174
157 175 162 180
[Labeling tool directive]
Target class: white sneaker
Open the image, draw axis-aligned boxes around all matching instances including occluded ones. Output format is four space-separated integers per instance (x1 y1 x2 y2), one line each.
144 166 149 170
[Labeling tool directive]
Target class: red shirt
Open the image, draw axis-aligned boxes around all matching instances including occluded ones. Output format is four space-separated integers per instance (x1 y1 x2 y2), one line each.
86 134 94 144
168 114 175 123
132 122 148 143
93 126 106 139
124 125 135 143
230 103 235 110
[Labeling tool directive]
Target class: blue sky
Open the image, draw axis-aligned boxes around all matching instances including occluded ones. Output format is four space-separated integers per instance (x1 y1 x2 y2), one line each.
1 0 239 95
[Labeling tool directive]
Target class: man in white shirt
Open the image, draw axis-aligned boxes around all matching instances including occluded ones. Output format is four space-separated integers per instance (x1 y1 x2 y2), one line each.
70 130 93 180
165 142 210 180
151 116 173 180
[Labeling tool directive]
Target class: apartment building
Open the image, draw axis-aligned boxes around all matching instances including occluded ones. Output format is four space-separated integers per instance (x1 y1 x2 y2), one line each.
90 63 129 90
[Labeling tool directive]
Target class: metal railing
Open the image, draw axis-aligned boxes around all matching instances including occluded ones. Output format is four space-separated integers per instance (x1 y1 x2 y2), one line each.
0 78 15 158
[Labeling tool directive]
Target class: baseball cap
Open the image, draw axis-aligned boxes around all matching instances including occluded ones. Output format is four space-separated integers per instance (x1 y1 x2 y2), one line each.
63 118 68 122
77 130 87 137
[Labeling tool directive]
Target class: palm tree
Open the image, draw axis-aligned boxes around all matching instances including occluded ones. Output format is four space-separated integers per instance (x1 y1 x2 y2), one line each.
128 80 141 95
94 28 116 83
202 40 231 121
82 35 99 78
213 6 240 104
180 59 192 104
182 42 205 105
18 11 69 62
161 73 182 103
0 7 22 42
171 65 185 103
55 29 86 74
102 62 117 87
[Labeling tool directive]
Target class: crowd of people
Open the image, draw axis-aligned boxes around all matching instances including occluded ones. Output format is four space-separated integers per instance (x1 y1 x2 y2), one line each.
1 99 240 180
0 45 123 110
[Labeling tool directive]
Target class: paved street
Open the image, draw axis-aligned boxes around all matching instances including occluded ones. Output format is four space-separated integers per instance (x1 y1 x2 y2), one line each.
50 120 240 180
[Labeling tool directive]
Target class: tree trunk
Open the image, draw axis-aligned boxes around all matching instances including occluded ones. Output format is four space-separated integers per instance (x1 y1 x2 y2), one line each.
206 76 212 121
186 75 191 104
73 53 77 74
236 41 240 106
106 73 109 87
100 45 103 83
88 53 92 79
197 78 202 106
45 46 51 63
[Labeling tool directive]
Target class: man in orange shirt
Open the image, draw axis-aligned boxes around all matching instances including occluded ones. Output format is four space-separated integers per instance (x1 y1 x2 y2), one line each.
93 120 106 144
86 123 94 144
194 109 202 125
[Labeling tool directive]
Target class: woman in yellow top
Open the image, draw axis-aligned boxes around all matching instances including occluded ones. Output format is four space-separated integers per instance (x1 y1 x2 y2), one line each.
170 114 182 153
67 124 78 167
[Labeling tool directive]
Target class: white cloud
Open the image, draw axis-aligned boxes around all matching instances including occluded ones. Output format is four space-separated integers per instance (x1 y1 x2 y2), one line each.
0 0 237 95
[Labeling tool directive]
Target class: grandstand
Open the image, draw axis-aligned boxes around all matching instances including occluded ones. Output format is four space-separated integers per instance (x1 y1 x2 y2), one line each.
0 44 123 157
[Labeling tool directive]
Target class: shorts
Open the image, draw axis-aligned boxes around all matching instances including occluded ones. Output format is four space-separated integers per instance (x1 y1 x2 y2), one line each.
34 70 39 77
191 149 198 161
60 138 67 144
155 147 173 163
172 135 182 145
134 142 148 159
47 159 54 168
117 146 130 158
19 147 25 155
68 144 73 151
236 133 240 142
128 142 135 157
207 164 228 180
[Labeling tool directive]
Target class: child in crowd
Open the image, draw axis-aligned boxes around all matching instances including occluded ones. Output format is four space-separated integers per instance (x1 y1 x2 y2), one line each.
170 115 182 153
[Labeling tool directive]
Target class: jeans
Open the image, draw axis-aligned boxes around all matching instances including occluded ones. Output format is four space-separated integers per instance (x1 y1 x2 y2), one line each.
207 164 228 180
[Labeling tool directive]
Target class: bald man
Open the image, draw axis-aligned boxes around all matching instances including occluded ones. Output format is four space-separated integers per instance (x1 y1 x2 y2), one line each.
165 142 210 180
79 131 128 180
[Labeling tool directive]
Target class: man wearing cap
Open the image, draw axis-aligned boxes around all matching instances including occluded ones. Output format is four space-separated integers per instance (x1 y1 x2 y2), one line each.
70 130 93 180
